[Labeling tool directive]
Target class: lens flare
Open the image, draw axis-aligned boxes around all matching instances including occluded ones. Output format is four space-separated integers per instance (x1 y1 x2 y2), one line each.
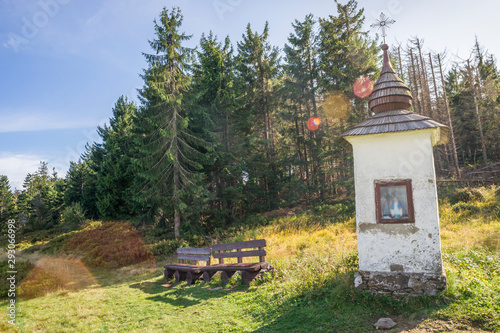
18 258 100 299
323 92 349 120
307 117 321 131
353 77 374 98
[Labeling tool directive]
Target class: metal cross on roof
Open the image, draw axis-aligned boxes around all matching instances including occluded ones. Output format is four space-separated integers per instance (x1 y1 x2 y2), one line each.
370 12 395 44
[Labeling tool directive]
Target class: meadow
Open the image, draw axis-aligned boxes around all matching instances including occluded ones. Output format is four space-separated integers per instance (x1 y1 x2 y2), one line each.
1 186 499 332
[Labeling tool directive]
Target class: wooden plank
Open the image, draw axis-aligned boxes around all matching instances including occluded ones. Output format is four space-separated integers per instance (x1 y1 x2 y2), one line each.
177 254 211 262
201 262 263 272
177 248 211 255
164 264 204 273
212 239 266 251
212 249 266 259
164 263 203 269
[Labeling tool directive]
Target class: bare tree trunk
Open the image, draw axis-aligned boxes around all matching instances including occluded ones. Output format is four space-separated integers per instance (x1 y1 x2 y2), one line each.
428 52 444 173
409 49 422 114
414 38 433 119
428 53 441 117
437 53 461 178
406 58 415 110
466 59 488 166
397 45 404 79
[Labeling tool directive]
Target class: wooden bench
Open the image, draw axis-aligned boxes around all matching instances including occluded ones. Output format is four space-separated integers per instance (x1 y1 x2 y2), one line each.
202 239 272 285
163 248 211 285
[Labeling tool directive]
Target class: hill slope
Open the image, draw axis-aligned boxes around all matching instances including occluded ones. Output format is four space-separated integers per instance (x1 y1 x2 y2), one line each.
1 186 499 332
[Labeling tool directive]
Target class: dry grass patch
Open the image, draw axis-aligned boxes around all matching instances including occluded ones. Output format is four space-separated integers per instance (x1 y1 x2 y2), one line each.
18 258 100 299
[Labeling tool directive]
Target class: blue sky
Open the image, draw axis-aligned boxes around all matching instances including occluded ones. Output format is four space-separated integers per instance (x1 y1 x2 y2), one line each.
1 0 499 190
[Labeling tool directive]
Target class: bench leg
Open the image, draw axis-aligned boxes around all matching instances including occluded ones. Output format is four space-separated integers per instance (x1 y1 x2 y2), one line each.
174 270 186 282
164 268 174 280
221 271 236 284
241 271 260 285
202 271 215 283
186 272 202 285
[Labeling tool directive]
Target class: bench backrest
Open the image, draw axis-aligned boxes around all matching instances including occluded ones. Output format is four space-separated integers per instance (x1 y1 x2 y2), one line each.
177 248 211 266
212 239 266 264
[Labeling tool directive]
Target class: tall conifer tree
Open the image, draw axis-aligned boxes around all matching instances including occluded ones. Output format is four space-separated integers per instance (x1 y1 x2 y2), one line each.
236 22 280 210
281 14 322 201
318 0 378 197
190 32 245 228
96 96 137 218
134 7 206 236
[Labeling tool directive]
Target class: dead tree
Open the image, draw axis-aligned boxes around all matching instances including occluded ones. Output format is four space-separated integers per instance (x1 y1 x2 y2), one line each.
437 53 461 178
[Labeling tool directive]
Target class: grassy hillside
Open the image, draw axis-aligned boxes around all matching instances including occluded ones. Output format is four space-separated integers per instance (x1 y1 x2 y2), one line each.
1 186 499 332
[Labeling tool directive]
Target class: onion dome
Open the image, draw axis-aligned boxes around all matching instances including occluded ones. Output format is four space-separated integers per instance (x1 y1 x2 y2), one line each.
368 44 412 113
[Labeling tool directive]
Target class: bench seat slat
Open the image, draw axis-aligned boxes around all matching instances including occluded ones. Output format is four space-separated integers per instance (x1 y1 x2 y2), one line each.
177 248 211 255
202 262 271 272
212 239 266 251
164 263 205 273
212 249 266 259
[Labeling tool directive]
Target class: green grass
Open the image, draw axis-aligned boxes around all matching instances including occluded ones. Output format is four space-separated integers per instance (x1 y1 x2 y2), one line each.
1 186 499 332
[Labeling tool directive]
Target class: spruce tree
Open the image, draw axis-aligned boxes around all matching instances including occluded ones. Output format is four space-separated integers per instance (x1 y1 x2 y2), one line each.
190 32 244 229
317 0 378 197
17 162 65 230
96 96 137 219
65 160 96 218
133 7 207 237
318 0 378 120
235 22 280 211
281 14 322 202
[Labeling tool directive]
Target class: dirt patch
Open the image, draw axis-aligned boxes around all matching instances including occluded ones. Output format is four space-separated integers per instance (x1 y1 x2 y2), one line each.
371 318 489 332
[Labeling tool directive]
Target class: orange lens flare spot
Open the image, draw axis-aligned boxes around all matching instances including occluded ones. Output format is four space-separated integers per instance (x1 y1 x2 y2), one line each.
307 117 321 131
353 77 374 98
323 92 349 120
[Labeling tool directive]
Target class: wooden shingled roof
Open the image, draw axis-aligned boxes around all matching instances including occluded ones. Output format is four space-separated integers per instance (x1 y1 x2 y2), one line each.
340 109 449 145
368 44 412 113
340 44 449 145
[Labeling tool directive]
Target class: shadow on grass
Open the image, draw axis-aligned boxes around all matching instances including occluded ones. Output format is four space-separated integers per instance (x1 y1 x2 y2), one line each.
130 275 245 308
251 271 449 333
90 265 161 288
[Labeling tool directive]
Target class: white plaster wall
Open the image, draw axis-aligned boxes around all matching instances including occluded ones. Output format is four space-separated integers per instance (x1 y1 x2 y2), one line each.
346 129 444 274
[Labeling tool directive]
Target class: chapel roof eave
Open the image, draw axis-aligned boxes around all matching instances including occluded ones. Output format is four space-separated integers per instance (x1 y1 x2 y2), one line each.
338 109 450 146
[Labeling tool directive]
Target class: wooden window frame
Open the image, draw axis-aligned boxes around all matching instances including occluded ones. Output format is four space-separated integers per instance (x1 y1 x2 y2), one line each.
375 179 414 224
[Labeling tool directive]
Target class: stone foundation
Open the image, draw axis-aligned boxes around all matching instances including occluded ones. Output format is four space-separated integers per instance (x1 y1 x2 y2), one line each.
354 270 447 296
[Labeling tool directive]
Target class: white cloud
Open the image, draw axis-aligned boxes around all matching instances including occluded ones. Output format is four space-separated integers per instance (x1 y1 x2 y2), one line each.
0 153 44 191
0 153 71 191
